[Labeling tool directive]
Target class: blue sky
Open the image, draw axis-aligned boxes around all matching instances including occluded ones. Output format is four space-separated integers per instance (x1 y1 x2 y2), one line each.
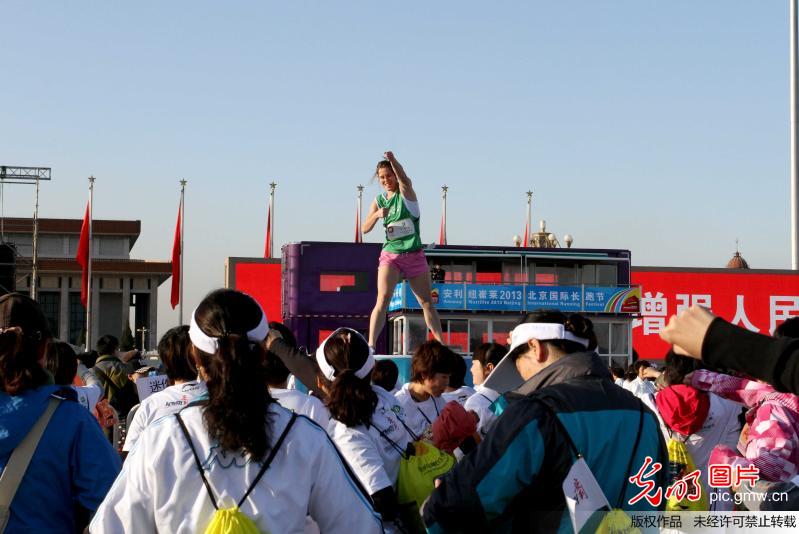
1 1 790 336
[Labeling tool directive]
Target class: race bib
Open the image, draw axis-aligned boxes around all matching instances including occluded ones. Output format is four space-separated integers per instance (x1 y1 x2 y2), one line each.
386 218 415 240
563 457 611 533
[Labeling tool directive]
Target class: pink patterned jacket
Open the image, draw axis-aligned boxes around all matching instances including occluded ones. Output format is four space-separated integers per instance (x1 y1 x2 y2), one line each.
691 369 799 482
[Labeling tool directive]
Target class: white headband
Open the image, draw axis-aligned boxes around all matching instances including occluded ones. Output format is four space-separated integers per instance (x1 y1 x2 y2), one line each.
315 328 375 381
508 323 590 352
482 322 591 395
189 304 269 355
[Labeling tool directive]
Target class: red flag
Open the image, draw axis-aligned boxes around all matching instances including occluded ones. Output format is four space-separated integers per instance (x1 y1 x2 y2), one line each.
523 220 529 248
170 205 181 309
439 212 446 245
264 203 272 258
76 202 90 307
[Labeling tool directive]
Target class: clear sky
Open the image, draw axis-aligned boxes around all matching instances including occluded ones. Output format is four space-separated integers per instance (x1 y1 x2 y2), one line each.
1 1 791 338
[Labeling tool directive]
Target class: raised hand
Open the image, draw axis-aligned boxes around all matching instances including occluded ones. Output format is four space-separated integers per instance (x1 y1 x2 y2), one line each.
659 306 717 360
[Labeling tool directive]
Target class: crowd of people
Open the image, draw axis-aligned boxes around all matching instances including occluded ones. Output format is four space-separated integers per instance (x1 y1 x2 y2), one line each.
4 289 799 531
4 151 799 532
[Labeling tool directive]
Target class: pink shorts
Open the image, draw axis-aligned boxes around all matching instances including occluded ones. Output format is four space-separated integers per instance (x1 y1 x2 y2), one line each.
379 249 429 279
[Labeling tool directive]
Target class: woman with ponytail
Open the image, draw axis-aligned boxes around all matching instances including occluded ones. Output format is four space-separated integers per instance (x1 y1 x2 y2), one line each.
463 342 507 438
93 289 382 533
0 293 119 532
321 328 411 532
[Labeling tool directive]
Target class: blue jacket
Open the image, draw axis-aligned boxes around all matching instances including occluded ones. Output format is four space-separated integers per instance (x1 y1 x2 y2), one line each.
422 352 668 533
0 385 121 533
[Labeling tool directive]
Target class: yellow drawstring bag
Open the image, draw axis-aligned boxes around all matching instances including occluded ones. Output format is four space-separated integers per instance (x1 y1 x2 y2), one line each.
177 412 298 534
204 507 261 534
665 437 708 512
397 439 455 510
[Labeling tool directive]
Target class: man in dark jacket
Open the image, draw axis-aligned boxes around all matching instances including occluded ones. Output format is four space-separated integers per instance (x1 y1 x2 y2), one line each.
423 312 668 533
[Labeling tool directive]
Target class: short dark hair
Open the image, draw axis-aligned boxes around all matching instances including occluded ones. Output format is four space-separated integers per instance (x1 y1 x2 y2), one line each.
96 335 119 356
610 366 625 380
472 343 506 369
633 360 651 374
372 359 399 392
264 322 296 387
447 350 467 389
77 350 98 369
663 349 701 386
775 317 799 339
411 341 453 383
158 326 196 382
45 341 78 386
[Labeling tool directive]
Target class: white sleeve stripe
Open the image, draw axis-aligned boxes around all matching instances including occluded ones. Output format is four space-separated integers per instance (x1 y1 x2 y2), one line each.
402 197 420 218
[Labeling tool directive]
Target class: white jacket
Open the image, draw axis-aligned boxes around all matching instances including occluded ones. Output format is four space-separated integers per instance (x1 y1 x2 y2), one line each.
92 403 383 533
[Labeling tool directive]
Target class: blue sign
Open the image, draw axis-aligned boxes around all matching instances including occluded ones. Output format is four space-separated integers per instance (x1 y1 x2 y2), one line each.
526 286 582 312
465 284 524 311
387 282 639 314
389 284 404 310
393 283 465 311
582 288 611 312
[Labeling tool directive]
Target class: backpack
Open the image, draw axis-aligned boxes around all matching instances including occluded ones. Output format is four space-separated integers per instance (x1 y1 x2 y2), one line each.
176 412 298 534
536 396 644 534
92 357 139 418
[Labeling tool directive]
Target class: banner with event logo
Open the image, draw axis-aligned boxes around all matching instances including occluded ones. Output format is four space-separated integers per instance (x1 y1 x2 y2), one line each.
388 282 640 314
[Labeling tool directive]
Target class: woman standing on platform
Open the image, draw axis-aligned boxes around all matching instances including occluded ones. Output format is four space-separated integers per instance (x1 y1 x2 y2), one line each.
362 151 444 348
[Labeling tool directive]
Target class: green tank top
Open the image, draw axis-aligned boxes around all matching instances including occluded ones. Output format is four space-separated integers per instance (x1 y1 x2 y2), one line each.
377 192 422 253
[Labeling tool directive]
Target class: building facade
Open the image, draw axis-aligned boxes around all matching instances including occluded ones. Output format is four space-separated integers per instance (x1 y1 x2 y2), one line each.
3 218 171 350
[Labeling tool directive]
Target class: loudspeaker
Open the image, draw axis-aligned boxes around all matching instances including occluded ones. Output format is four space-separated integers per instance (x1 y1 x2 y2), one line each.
0 243 17 295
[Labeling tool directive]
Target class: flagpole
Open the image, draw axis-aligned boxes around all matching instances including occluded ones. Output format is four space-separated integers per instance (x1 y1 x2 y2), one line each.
86 176 95 351
268 182 276 258
792 0 799 268
441 185 448 245
30 177 40 299
357 185 364 243
525 191 533 246
179 179 186 325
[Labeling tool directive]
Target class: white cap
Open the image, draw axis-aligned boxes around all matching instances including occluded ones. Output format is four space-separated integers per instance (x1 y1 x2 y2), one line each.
482 323 590 394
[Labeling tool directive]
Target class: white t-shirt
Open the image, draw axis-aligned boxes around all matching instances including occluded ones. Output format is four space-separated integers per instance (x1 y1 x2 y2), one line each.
442 385 477 406
92 403 383 534
328 386 411 495
463 384 501 438
269 388 330 428
122 381 207 452
684 393 742 511
624 377 656 398
395 383 444 439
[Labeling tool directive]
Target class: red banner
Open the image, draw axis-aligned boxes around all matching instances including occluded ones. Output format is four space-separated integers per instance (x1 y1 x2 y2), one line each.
631 269 799 359
234 262 282 323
